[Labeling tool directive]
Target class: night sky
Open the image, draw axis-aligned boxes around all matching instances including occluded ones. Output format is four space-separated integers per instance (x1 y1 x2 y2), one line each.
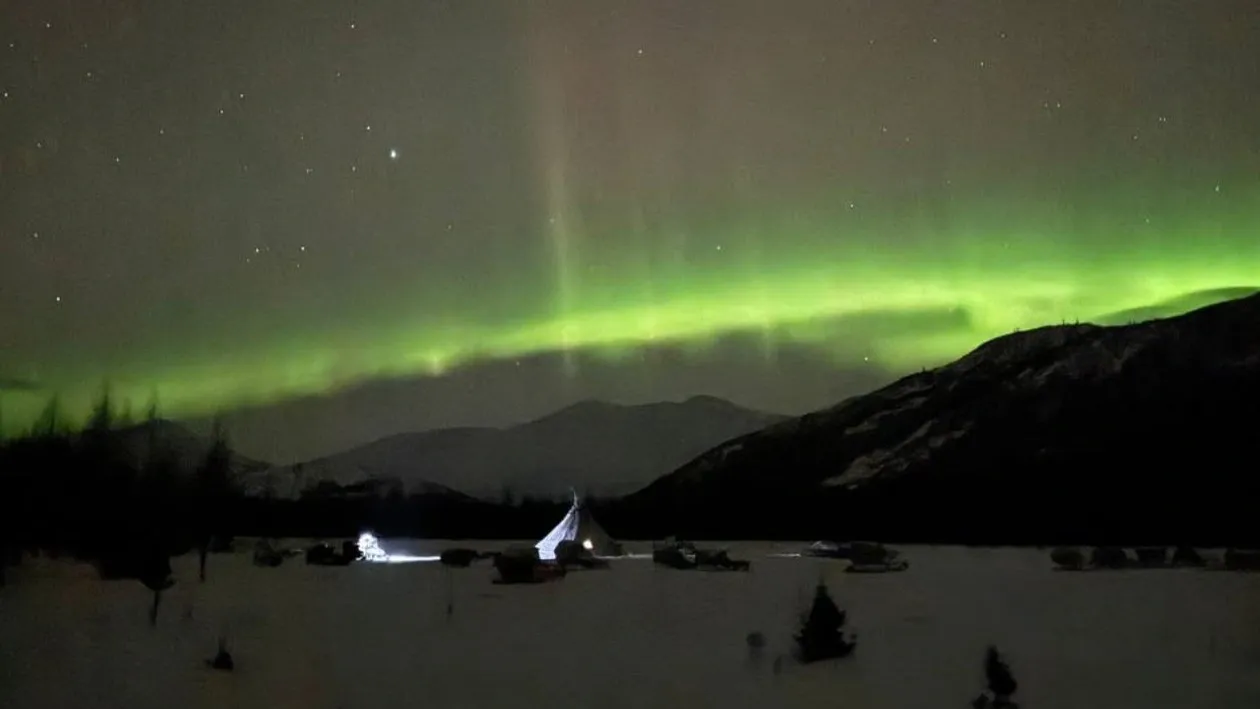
2 1 1258 461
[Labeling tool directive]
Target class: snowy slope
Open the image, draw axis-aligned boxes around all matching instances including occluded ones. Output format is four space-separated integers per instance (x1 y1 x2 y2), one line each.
625 291 1260 540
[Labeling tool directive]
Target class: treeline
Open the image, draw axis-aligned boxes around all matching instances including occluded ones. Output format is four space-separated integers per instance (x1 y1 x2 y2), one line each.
0 392 585 583
0 393 235 583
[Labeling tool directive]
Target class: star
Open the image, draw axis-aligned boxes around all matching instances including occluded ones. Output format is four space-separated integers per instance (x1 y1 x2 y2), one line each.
389 148 399 160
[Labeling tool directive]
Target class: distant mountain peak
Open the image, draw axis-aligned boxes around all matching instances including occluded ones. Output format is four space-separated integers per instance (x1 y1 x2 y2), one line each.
263 396 787 500
683 394 740 408
540 398 620 419
528 395 767 426
102 418 267 480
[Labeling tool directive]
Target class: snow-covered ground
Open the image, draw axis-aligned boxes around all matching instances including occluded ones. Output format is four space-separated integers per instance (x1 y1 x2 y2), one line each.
3 542 1258 709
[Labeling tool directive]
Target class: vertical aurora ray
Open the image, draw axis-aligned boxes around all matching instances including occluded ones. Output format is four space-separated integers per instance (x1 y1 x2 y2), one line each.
728 164 778 364
544 161 580 378
525 6 582 377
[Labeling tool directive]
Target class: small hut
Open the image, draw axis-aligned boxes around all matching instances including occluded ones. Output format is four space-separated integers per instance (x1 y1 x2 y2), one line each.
1170 546 1204 567
1132 547 1168 567
1050 547 1085 570
1090 546 1129 569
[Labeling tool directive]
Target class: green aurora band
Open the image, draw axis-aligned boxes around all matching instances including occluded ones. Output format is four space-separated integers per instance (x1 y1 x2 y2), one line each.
3 180 1257 434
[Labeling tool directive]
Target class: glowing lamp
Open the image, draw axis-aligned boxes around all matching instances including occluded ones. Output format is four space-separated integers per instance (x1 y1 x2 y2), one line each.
582 538 594 551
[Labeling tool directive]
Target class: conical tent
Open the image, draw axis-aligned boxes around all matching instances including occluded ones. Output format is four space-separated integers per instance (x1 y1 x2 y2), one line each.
536 490 621 560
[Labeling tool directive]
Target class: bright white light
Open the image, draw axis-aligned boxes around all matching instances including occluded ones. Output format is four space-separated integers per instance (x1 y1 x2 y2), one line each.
582 539 594 550
356 532 439 564
388 148 398 160
357 532 388 562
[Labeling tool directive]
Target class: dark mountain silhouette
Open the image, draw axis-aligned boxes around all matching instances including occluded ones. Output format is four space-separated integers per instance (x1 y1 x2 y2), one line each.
115 419 268 478
616 292 1260 544
257 396 786 500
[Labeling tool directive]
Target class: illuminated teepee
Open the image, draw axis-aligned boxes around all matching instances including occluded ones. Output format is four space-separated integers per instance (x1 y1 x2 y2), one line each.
535 490 623 561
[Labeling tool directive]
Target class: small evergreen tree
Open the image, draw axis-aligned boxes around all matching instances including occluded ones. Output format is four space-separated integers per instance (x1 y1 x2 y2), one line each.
194 420 234 583
31 396 64 439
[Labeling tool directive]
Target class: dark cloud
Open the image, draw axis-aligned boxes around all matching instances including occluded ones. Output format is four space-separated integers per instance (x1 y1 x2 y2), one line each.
0 377 42 392
202 334 895 462
776 306 974 341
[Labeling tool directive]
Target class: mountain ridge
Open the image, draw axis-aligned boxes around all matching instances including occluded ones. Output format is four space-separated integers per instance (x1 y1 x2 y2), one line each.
256 396 787 500
619 292 1260 543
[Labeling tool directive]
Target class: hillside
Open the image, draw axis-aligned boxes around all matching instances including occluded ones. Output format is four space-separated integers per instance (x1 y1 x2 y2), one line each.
259 396 786 500
617 292 1260 544
114 419 268 479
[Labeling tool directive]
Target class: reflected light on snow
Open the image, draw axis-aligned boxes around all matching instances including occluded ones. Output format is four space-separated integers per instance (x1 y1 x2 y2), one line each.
357 532 439 564
382 554 441 564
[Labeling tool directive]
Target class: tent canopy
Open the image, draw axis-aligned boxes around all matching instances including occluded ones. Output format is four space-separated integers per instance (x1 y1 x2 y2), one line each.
535 490 621 560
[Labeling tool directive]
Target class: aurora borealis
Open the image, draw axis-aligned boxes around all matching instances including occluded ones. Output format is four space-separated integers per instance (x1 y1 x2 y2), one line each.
2 1 1258 459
